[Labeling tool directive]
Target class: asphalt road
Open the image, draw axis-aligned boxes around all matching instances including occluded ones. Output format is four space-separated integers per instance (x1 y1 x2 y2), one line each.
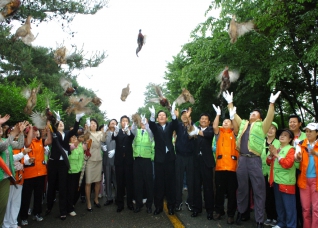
23 190 259 228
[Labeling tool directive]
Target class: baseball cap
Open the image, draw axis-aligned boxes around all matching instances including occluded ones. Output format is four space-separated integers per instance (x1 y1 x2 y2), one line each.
271 122 278 130
303 123 318 131
181 109 188 115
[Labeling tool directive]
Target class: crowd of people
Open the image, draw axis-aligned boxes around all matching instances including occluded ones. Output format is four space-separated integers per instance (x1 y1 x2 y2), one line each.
0 90 318 228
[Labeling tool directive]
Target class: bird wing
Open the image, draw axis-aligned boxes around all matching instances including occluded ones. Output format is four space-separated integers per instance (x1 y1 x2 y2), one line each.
60 78 71 90
143 35 147 45
154 85 164 99
174 94 186 106
228 16 237 43
21 87 31 99
132 113 141 127
236 20 254 37
30 111 47 129
54 47 68 64
216 70 223 82
228 70 240 82
149 98 160 103
189 94 195 104
67 95 92 115
21 32 35 45
0 0 11 8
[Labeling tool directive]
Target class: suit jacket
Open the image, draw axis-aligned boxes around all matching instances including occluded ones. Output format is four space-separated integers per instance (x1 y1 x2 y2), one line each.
194 126 215 168
149 118 178 163
103 130 116 166
112 130 135 166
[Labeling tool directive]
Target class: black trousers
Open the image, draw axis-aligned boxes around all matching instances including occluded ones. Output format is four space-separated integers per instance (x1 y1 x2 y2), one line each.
67 172 81 213
175 154 194 206
264 175 277 220
133 157 153 208
215 170 237 217
47 160 68 216
20 175 46 220
193 156 214 214
154 153 176 210
115 159 134 208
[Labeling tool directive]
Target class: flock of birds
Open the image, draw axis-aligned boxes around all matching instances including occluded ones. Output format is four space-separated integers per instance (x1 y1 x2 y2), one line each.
0 0 256 126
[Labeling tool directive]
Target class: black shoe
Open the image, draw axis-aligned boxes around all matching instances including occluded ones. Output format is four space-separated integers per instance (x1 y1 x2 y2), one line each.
256 222 264 228
153 208 163 215
191 212 199 217
175 203 182 212
168 208 174 215
87 208 93 212
128 205 134 210
94 201 101 208
227 217 234 224
146 207 152 214
134 207 141 213
45 209 51 216
116 207 124 213
236 212 242 225
207 213 213 220
60 215 66 221
104 199 113 206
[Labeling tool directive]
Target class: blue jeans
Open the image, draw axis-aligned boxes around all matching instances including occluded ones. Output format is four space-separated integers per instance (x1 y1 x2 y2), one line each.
273 183 296 228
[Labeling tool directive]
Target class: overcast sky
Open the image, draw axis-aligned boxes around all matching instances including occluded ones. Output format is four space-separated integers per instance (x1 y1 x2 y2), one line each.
28 0 219 121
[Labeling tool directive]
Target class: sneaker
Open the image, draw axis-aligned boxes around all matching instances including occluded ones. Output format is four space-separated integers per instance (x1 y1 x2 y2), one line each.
142 198 147 204
175 202 182 211
264 219 272 226
185 201 193 211
272 226 281 228
28 208 32 216
270 220 278 226
132 200 136 204
183 187 188 191
69 211 76 216
32 214 43 222
21 220 28 226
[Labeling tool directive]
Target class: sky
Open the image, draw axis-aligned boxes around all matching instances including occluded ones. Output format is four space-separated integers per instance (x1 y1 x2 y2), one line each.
27 0 219 121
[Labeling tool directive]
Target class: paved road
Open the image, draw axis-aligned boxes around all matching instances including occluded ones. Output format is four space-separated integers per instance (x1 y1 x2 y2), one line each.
24 191 259 228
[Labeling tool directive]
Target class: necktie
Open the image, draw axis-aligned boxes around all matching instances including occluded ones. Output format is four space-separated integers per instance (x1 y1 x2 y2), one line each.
142 130 144 135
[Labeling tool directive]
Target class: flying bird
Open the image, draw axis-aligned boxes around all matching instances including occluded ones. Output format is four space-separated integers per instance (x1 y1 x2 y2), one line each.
0 0 21 22
228 15 254 43
60 78 77 96
13 16 36 45
91 96 102 107
216 66 240 97
136 29 146 57
54 47 68 65
66 95 92 115
120 84 131 101
174 88 195 106
149 85 171 111
22 84 41 115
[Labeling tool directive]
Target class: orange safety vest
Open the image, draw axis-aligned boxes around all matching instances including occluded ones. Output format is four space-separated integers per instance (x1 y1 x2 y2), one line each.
215 128 239 172
297 139 318 191
12 148 24 185
24 138 47 179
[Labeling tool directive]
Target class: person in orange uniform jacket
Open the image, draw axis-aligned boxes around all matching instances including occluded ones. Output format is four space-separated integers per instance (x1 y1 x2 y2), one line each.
19 124 52 226
212 104 239 224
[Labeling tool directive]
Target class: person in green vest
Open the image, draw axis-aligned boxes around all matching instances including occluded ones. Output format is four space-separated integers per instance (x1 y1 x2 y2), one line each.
288 114 306 228
131 114 154 214
266 128 297 228
223 90 281 228
261 122 280 227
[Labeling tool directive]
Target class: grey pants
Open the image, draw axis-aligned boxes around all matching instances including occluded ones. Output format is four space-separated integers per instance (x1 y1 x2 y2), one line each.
236 156 265 223
103 164 117 201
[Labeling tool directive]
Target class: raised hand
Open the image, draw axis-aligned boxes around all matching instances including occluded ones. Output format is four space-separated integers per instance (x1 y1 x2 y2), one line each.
149 105 155 119
141 114 147 125
229 107 236 120
76 113 85 122
222 90 233 104
269 91 281 103
0 114 10 125
53 111 61 122
212 104 221 116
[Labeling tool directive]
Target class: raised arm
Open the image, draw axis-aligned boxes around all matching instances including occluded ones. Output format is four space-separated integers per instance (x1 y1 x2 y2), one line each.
262 91 281 134
223 91 242 126
212 104 221 135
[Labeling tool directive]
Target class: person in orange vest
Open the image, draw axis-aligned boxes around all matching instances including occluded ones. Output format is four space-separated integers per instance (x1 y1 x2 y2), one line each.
212 104 238 224
20 123 52 226
295 123 318 228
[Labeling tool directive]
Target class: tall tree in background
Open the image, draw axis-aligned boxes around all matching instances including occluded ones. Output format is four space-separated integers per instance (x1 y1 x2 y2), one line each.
0 0 108 126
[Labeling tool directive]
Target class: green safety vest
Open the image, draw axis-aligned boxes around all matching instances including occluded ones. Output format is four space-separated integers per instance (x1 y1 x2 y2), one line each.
274 144 296 185
68 143 84 174
261 138 280 176
237 120 265 156
0 138 15 181
133 129 153 159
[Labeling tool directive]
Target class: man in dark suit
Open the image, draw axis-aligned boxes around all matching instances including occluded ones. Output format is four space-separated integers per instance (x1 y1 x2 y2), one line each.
112 115 135 212
188 113 215 220
148 102 178 215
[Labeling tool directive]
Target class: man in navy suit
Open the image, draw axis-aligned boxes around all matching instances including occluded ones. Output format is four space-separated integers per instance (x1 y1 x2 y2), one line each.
148 102 178 216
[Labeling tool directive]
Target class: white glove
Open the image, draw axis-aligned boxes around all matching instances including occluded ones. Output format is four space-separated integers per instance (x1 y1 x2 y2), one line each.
114 123 120 136
108 149 115 158
86 117 90 127
76 113 85 122
294 138 300 147
149 105 155 119
102 144 107 152
269 91 281 103
189 125 200 136
222 90 233 104
229 107 236 120
141 114 147 125
170 101 176 117
212 104 221 116
103 125 108 132
53 111 61 122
